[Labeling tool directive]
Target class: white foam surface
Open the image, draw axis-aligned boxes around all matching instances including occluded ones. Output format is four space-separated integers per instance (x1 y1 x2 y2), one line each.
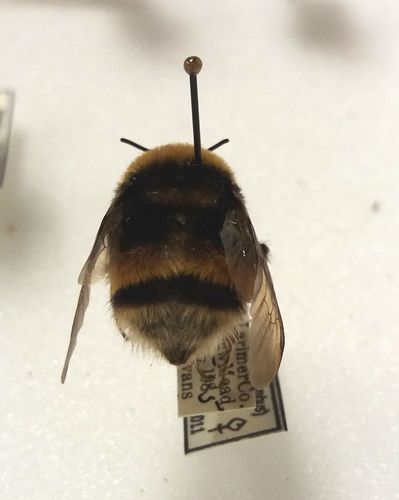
0 1 398 499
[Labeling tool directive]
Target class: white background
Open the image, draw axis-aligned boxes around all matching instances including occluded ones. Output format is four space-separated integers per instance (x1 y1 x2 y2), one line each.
1 1 398 499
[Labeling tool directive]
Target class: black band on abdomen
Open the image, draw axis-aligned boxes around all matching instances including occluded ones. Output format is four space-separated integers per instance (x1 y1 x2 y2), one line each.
112 274 242 311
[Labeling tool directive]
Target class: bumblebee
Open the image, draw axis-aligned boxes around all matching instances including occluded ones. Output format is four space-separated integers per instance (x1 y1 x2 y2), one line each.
61 57 284 389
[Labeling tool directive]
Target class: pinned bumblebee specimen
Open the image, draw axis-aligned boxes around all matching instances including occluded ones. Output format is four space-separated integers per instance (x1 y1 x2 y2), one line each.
61 56 284 389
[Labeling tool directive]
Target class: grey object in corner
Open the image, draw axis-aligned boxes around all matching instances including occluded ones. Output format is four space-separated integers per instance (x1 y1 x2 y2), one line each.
0 90 15 187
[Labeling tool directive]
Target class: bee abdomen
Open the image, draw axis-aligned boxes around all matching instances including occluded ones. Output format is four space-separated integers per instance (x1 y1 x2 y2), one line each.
111 274 242 311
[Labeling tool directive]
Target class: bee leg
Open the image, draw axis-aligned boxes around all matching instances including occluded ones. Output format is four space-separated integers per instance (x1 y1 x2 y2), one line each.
260 243 270 260
118 327 129 341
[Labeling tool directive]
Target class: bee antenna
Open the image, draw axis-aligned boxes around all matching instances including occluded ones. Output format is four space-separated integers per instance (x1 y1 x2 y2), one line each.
208 138 229 151
120 138 149 152
184 56 203 164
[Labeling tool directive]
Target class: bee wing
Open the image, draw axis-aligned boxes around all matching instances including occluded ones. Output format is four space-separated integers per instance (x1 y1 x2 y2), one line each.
61 201 121 383
77 242 109 285
220 201 284 389
219 207 258 303
248 252 285 389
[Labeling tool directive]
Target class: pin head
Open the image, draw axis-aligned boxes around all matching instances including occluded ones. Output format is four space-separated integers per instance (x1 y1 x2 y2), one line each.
184 56 203 76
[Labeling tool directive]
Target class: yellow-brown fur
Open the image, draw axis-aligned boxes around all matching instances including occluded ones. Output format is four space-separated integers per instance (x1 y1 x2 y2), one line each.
110 143 238 294
109 243 232 295
121 143 233 182
108 143 244 365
